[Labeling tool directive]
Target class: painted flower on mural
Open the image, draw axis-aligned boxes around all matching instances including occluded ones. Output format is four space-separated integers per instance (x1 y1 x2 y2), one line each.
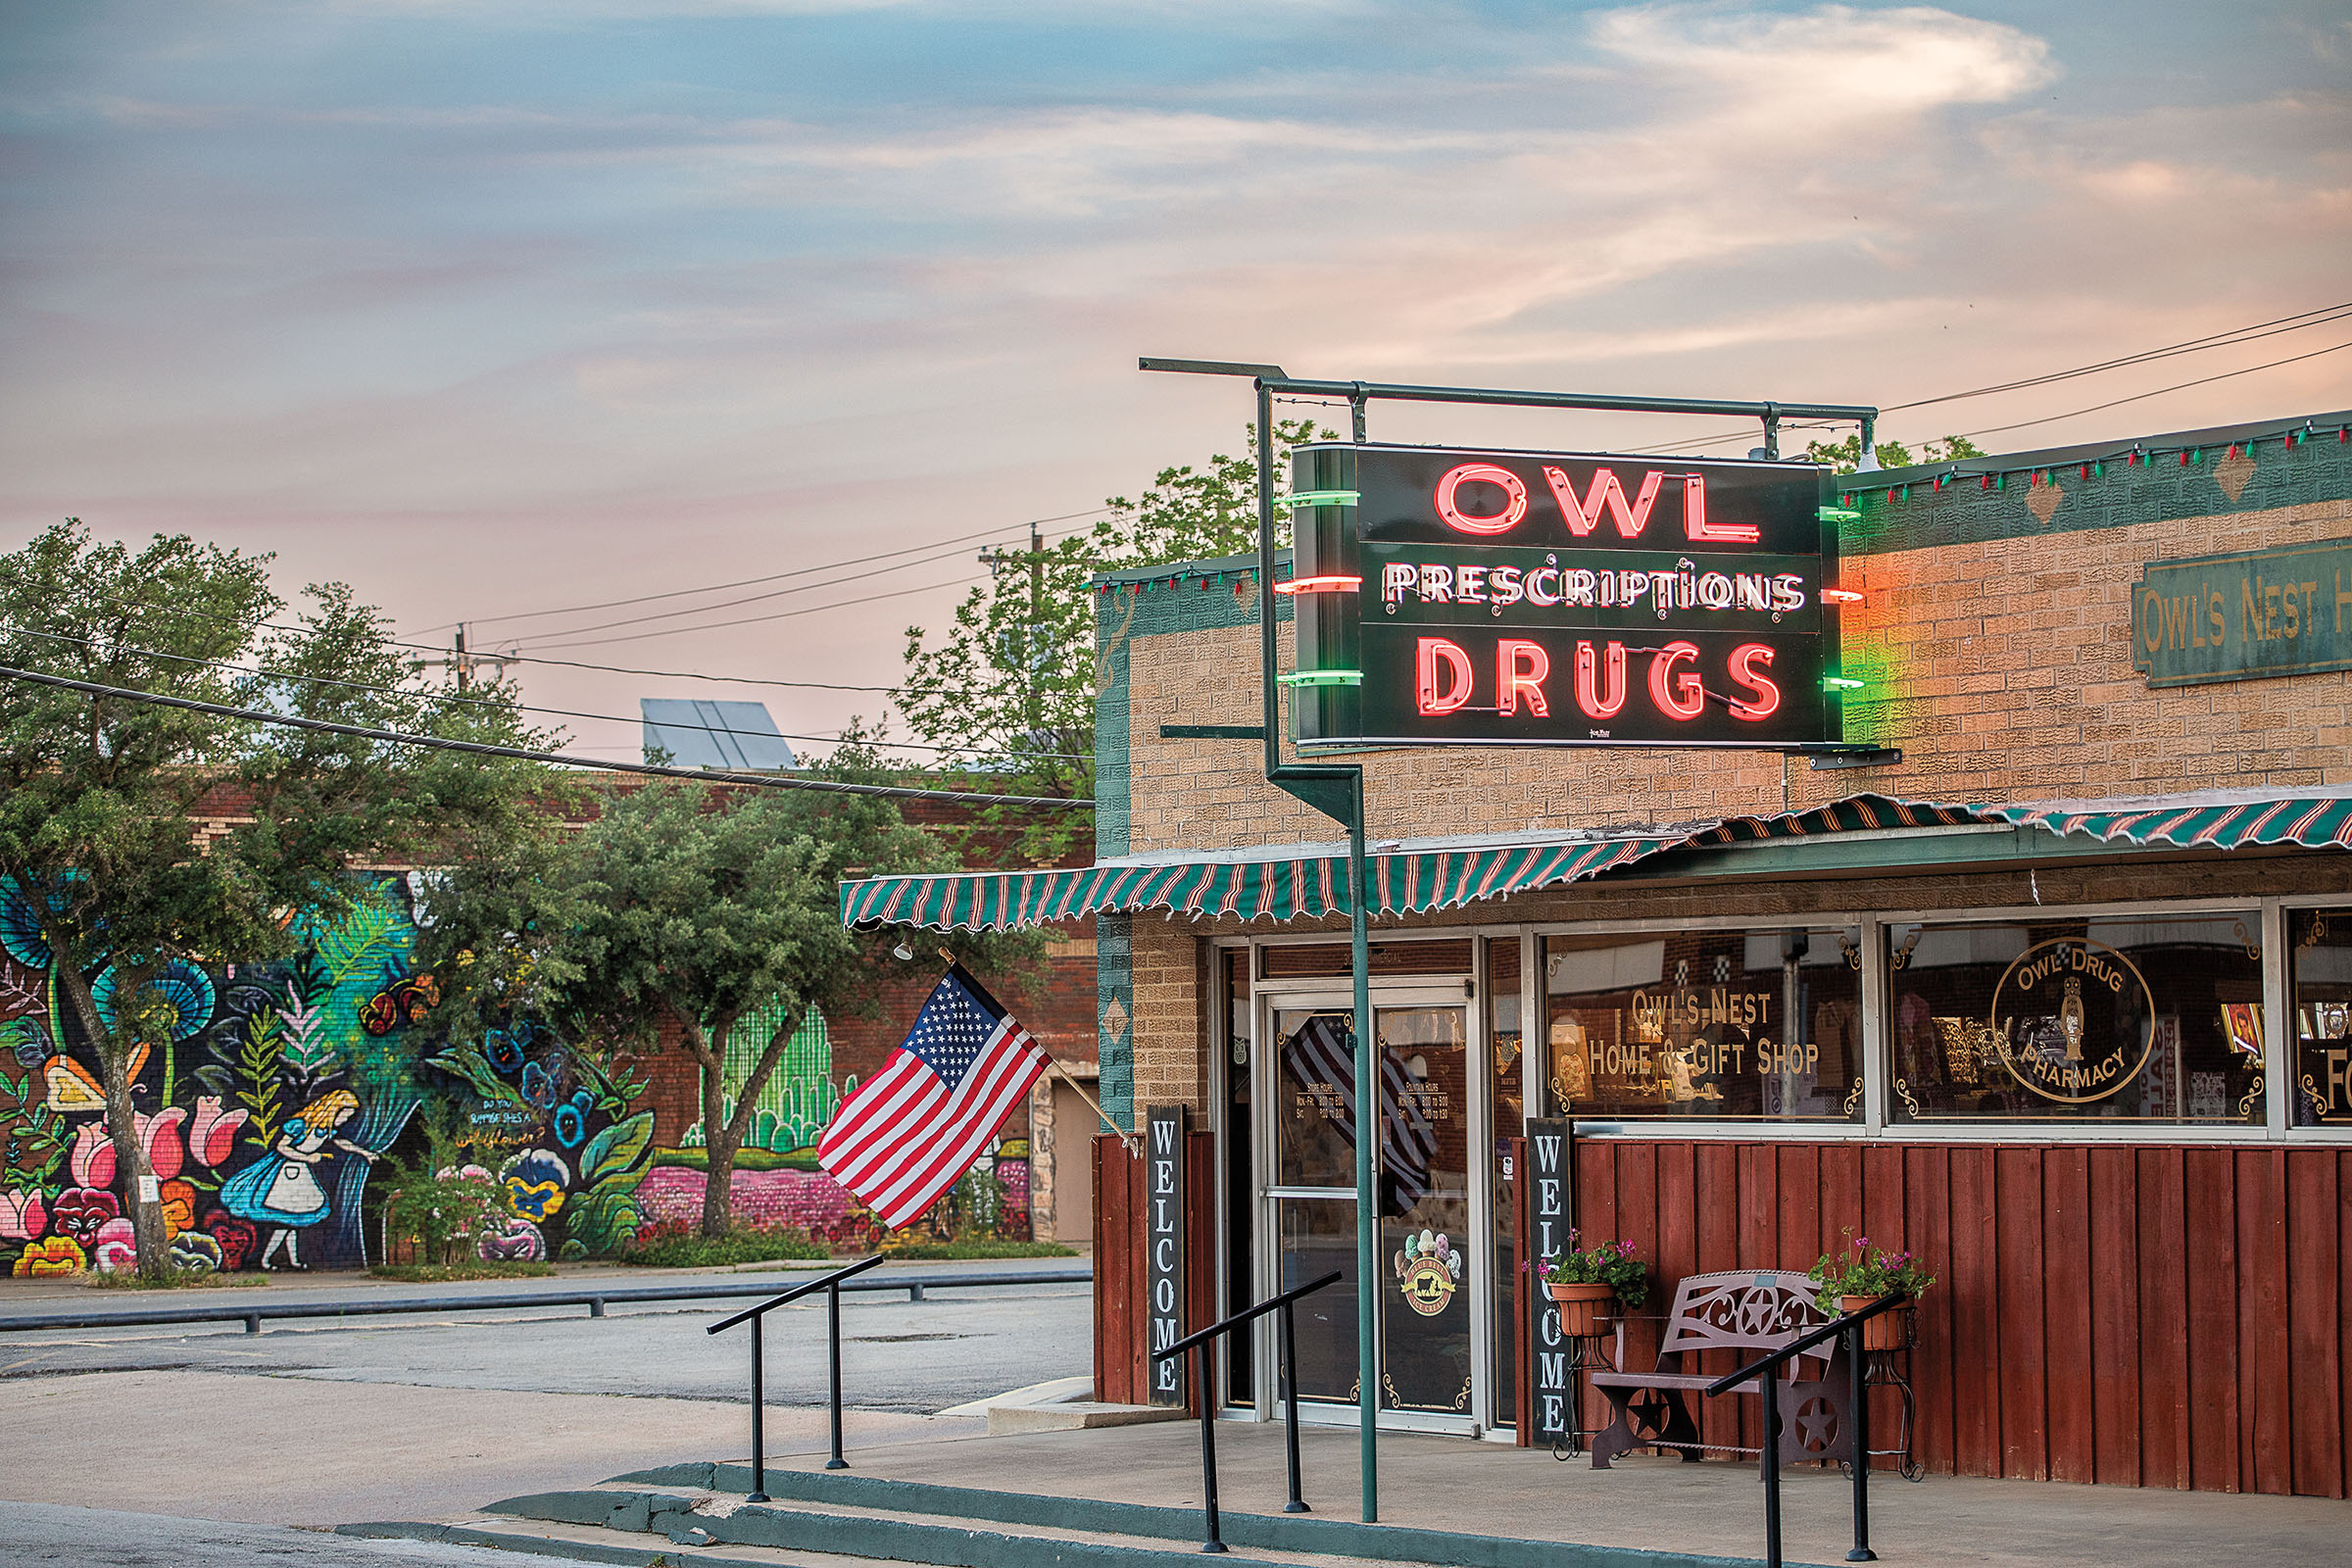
159 1179 198 1239
552 1091 592 1151
485 1027 527 1073
91 1216 136 1272
12 1236 84 1276
477 1215 547 1262
93 960 217 1044
188 1098 251 1168
505 1149 569 1221
169 1232 222 1274
0 1187 45 1240
519 1059 563 1111
203 1213 258 1271
135 1106 188 1181
50 1186 120 1246
68 1120 114 1189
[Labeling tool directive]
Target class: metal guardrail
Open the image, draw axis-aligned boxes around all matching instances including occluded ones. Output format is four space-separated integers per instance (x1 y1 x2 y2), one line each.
1702 1292 1906 1568
1152 1268 1343 1553
0 1265 1093 1337
708 1253 887 1497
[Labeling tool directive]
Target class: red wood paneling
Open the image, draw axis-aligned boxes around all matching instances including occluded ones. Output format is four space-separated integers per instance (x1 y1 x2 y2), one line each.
1907 1144 1957 1476
1995 1146 2047 1480
2087 1147 2141 1487
2041 1147 2092 1484
1094 1133 1137 1405
2137 1147 2191 1489
1108 1135 2352 1496
2239 1150 2290 1495
2182 1148 2240 1492
2292 1153 2346 1496
1946 1147 2000 1478
1692 1142 1740 1455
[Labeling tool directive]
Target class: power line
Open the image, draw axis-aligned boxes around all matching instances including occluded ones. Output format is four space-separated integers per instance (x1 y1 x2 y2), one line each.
1948 338 2352 443
455 507 1112 632
515 519 1092 644
0 624 1093 763
530 571 986 652
4 576 920 696
1883 300 2352 415
0 664 1093 812
1618 299 2352 457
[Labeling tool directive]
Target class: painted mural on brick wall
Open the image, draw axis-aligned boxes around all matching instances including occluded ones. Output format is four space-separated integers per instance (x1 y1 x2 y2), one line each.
646 1003 1031 1247
0 873 662 1274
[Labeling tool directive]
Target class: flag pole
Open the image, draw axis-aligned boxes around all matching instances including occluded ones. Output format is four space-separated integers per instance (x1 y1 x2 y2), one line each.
939 947 1136 1154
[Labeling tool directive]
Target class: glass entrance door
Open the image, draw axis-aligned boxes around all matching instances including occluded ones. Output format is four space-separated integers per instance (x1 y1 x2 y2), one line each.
1263 996 1481 1429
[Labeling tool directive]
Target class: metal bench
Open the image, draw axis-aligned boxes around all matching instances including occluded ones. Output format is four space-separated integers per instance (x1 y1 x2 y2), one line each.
1589 1268 1853 1472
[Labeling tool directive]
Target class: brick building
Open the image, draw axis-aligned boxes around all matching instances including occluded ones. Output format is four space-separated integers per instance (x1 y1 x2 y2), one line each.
841 407 2352 1494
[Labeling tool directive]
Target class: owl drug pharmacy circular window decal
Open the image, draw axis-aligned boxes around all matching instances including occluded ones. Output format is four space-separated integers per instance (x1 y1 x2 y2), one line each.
1987 937 2156 1103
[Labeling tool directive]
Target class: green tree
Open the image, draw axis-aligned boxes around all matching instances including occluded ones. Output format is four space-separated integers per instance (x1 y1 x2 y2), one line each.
894 420 1331 858
1804 432 1985 473
0 521 553 1277
543 752 1034 1238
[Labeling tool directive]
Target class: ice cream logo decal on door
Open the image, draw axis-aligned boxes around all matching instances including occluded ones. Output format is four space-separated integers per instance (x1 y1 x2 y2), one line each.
1395 1228 1462 1316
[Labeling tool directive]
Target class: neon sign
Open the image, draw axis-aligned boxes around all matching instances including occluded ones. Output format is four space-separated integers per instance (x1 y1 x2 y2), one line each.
1288 443 1843 748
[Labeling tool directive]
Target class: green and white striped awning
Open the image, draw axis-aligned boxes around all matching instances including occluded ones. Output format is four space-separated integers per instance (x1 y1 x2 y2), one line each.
839 788 2352 933
840 831 1681 933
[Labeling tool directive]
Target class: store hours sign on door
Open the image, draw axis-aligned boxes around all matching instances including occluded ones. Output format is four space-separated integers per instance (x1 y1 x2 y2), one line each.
1287 444 1844 749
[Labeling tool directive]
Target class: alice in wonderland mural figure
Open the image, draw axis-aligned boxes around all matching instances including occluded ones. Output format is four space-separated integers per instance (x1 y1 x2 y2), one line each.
219 1088 378 1270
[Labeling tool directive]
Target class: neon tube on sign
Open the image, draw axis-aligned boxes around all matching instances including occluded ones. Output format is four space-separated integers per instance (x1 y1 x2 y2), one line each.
1380 560 1807 617
1436 463 1760 546
1414 637 1783 723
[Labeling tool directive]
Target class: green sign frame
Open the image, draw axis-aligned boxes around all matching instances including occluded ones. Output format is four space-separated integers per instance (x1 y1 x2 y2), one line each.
2132 538 2352 688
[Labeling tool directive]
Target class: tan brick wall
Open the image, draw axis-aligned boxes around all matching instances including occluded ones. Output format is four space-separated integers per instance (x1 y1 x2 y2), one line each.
1123 916 1207 1133
1121 494 2352 855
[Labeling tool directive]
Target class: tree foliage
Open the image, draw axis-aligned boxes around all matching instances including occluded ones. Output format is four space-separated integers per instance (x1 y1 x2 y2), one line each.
0 520 554 1275
529 745 1038 1238
1805 432 1985 473
894 420 1333 858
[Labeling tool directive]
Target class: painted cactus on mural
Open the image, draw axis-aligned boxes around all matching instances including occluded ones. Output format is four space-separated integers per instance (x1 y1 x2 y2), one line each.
0 874 659 1274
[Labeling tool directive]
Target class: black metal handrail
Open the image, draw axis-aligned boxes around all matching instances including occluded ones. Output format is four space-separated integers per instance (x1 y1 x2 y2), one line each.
1701 1293 1907 1568
0 1264 1091 1336
706 1253 886 1499
1151 1268 1342 1553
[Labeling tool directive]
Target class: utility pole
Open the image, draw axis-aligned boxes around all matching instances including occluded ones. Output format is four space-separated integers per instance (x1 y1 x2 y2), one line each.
1026 519 1044 742
417 622 518 693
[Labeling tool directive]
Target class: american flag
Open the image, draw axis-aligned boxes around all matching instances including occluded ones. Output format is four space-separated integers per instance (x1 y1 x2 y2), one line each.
1280 1012 1438 1211
818 964 1050 1231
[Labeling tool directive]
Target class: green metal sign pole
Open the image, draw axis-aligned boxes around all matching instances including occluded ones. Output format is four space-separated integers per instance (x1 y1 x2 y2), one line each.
1250 383 1380 1523
1144 352 1880 1529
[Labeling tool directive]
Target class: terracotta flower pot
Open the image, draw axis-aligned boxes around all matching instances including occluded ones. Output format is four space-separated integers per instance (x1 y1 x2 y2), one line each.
1838 1294 1913 1351
1546 1280 1616 1338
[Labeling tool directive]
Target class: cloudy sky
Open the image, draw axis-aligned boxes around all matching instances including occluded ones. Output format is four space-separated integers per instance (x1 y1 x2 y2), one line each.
3 1 2346 761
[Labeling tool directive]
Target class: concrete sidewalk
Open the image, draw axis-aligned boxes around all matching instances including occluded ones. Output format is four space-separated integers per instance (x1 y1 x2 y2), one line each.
751 1417 2348 1567
0 1251 1088 1317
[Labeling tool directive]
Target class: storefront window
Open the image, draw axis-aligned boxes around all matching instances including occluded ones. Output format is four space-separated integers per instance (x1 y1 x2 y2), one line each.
1542 926 1863 1121
1887 913 2263 1123
2291 908 2352 1128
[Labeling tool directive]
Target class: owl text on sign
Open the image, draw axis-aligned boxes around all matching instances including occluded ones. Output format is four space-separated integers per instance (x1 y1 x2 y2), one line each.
1288 444 1843 749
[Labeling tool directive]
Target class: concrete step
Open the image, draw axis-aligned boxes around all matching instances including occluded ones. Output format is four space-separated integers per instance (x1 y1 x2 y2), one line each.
347 1468 1788 1568
345 1487 1339 1568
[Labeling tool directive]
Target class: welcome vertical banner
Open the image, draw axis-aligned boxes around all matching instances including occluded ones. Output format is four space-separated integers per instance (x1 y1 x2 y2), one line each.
1145 1103 1188 1407
1524 1116 1576 1446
